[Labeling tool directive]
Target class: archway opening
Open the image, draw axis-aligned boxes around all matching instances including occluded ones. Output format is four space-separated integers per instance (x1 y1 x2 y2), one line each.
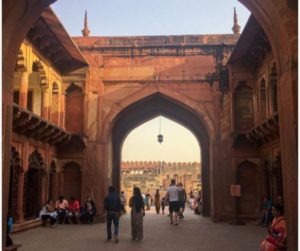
111 93 211 216
121 115 202 214
23 150 45 220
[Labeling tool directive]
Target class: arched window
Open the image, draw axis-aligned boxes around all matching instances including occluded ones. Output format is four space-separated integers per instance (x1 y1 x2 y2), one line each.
65 83 84 134
234 82 254 131
24 150 45 219
259 79 267 122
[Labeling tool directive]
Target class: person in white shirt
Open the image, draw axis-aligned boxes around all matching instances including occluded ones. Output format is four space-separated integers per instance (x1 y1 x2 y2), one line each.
166 179 181 225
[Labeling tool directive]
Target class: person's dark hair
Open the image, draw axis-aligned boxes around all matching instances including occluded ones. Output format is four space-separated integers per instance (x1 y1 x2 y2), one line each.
109 186 115 193
273 204 284 214
133 187 144 213
70 197 74 201
171 179 176 185
59 195 64 200
46 199 53 204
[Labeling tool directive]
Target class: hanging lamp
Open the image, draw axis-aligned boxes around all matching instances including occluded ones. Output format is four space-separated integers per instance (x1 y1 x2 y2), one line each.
157 116 163 143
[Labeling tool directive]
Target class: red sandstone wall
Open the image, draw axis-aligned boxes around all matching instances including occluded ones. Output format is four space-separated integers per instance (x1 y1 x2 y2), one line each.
65 89 84 134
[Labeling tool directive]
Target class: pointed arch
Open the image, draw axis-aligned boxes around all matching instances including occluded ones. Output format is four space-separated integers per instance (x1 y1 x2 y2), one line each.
23 149 45 219
101 84 216 143
110 91 211 216
65 83 83 95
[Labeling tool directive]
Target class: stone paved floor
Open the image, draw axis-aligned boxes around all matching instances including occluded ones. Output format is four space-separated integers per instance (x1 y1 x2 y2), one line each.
13 207 266 251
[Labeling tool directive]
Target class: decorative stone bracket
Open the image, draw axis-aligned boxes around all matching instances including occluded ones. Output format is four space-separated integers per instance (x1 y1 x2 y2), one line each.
12 104 84 147
232 113 279 147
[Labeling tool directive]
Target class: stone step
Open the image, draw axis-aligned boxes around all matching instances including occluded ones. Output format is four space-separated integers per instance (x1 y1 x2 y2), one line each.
5 244 22 251
13 219 42 233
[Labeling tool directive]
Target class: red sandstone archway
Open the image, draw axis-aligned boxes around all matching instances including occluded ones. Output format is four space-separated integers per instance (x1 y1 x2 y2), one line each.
110 93 212 217
2 1 297 249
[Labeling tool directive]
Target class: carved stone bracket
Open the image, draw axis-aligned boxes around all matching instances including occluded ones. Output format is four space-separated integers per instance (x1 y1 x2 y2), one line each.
232 113 279 147
246 113 279 145
12 104 85 147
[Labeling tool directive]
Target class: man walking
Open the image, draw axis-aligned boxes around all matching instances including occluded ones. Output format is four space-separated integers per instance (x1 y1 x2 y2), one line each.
166 179 181 225
104 186 122 242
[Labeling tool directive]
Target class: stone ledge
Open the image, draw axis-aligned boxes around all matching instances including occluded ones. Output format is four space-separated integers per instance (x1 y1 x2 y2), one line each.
5 244 22 251
13 219 42 233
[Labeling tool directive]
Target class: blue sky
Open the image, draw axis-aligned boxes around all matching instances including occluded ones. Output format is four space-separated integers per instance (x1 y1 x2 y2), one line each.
52 0 251 36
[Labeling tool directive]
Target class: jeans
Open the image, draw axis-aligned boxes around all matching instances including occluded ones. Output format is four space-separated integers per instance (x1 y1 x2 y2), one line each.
106 211 119 239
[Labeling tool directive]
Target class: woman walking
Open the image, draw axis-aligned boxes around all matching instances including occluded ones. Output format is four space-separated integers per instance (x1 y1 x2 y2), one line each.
154 189 160 214
129 187 145 241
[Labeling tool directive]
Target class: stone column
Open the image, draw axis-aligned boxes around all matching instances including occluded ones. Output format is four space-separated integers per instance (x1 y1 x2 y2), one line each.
59 93 65 128
16 173 25 223
19 71 28 108
50 89 60 125
41 88 50 120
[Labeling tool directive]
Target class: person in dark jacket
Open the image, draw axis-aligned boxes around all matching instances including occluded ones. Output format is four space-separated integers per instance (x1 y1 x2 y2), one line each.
81 195 97 224
104 186 122 242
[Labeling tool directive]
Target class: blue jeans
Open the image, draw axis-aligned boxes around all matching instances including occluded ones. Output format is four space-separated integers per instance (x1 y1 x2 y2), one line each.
106 211 119 239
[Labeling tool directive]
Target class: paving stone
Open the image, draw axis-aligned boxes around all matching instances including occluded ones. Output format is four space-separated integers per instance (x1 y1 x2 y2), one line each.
13 207 266 251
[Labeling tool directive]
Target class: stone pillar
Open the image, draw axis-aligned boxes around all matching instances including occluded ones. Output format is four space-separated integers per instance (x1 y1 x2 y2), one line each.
16 173 25 223
3 75 14 247
50 90 60 125
278 68 298 251
59 93 65 128
19 71 28 108
41 88 50 120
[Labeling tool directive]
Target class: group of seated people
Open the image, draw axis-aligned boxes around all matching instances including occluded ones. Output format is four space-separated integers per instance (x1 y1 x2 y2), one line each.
39 195 97 227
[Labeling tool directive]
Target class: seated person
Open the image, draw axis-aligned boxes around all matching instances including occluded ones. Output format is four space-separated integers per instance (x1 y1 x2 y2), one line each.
68 197 81 224
194 191 202 215
259 196 273 227
81 195 97 224
55 195 68 224
39 199 57 226
189 195 195 210
260 204 286 251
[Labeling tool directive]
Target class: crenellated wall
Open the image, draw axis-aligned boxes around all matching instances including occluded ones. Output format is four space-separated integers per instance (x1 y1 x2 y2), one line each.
121 161 201 199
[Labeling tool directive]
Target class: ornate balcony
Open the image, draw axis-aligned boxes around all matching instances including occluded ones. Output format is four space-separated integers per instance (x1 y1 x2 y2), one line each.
246 113 279 144
232 113 279 147
12 104 85 147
